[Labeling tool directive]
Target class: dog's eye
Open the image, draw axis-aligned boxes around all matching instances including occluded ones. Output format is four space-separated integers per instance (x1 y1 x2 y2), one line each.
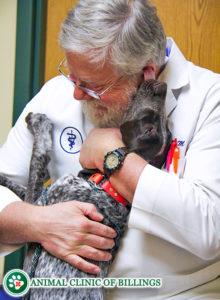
144 128 153 135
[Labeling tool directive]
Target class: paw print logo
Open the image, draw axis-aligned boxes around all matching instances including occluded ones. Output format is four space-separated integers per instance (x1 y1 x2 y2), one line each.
3 269 30 297
9 274 24 290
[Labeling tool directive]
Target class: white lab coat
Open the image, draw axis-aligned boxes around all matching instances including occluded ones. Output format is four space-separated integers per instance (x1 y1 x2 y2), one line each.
0 38 220 299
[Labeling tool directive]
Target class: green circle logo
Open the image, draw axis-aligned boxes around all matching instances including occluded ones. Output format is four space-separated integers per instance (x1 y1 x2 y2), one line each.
3 269 30 297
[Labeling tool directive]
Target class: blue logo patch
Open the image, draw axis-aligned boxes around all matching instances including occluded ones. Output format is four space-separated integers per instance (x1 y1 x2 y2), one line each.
60 127 83 154
178 140 185 147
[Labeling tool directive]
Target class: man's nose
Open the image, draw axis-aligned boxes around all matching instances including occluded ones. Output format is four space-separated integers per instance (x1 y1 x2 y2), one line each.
73 85 93 101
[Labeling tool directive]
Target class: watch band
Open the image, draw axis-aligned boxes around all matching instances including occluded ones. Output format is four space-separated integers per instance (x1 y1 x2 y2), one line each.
116 147 130 156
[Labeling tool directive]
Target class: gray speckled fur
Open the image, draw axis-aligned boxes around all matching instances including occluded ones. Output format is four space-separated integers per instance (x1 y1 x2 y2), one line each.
0 80 171 300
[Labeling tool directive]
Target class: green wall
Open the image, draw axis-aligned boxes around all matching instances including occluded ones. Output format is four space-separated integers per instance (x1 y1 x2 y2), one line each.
4 0 47 275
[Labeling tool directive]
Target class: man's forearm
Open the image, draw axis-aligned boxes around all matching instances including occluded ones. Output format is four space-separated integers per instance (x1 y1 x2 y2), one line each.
0 201 40 245
109 153 147 203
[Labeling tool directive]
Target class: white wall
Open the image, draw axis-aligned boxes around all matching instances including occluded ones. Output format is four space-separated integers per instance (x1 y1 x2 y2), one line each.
0 0 17 147
0 0 17 282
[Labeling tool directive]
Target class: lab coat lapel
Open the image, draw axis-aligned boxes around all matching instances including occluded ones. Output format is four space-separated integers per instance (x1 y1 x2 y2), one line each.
166 88 177 117
159 38 190 117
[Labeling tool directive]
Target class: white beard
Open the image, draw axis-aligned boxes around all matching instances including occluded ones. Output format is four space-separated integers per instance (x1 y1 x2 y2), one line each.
81 100 126 128
81 83 137 128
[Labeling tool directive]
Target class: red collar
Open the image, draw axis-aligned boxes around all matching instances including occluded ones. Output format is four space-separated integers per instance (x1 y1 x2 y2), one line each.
89 173 128 207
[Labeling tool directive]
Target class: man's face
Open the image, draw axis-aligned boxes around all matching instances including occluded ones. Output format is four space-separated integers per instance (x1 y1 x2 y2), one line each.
65 52 138 128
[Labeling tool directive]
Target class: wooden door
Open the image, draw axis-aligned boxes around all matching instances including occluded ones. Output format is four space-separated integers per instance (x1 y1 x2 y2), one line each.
44 0 78 82
151 0 220 74
44 0 220 82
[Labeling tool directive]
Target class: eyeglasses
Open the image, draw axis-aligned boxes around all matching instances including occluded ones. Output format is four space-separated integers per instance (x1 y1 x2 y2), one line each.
58 57 123 100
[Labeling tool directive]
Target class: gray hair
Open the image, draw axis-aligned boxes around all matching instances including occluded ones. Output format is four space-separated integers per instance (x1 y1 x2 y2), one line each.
59 0 166 76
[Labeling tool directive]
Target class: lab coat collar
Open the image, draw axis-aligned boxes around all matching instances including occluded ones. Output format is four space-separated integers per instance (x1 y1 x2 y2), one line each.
160 37 189 90
158 38 190 116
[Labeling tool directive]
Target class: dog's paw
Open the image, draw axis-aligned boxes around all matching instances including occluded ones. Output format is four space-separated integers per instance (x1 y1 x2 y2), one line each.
25 112 53 137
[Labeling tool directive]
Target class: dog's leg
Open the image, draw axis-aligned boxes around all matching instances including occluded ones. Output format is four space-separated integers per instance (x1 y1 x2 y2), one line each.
23 113 53 287
0 112 52 203
25 112 53 204
0 174 26 200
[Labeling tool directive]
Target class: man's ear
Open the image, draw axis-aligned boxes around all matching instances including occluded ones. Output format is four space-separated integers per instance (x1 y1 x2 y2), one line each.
143 62 157 81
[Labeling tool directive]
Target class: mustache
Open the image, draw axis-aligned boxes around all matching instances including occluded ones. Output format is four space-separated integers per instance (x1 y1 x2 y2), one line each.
81 100 124 128
81 99 109 109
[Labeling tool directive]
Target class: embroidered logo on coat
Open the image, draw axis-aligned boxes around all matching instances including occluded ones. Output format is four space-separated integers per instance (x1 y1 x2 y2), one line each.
60 127 83 154
177 140 185 147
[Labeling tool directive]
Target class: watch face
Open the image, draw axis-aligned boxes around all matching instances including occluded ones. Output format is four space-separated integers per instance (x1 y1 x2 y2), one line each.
106 153 119 169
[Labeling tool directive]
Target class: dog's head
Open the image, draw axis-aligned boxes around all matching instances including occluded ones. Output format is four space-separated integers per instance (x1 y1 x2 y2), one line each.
120 80 170 165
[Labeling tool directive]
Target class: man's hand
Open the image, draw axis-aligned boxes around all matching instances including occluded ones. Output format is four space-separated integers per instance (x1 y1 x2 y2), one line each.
33 200 117 274
80 128 125 171
0 200 117 274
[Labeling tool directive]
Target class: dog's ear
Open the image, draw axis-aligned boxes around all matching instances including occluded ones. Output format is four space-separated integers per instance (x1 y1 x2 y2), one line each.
153 82 167 102
120 120 137 149
138 80 167 106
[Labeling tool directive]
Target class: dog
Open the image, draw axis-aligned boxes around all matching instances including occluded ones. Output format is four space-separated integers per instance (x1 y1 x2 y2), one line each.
0 79 171 299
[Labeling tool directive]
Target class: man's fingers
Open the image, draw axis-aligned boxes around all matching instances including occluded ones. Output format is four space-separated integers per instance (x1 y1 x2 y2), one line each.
64 247 112 274
43 241 111 274
87 219 117 239
78 245 112 262
85 234 115 250
65 254 101 274
74 201 117 238
75 201 104 221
